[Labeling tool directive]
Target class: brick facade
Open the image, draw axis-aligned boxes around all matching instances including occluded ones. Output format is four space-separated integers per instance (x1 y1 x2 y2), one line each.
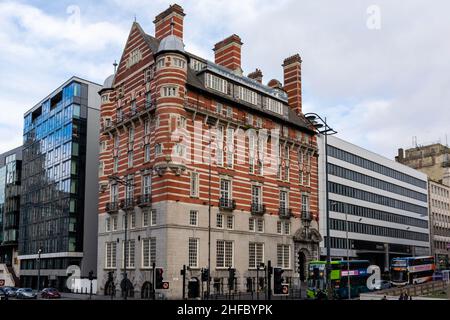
97 4 320 299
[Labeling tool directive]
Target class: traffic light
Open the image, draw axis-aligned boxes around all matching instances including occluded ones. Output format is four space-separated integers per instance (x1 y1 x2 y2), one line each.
273 267 284 295
88 270 94 281
155 268 164 289
201 268 210 282
228 267 236 290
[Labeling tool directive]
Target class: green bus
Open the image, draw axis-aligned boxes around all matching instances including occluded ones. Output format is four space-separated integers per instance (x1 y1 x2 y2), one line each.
306 260 372 299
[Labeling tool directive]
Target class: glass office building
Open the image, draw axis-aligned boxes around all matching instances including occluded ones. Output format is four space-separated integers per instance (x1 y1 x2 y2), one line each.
0 146 22 287
19 77 101 290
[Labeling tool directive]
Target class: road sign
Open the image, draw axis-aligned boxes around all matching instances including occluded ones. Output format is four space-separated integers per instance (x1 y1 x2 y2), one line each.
162 282 170 289
273 283 289 296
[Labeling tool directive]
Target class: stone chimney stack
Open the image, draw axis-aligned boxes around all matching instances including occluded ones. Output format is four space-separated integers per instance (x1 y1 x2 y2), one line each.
154 4 185 40
248 69 263 83
214 34 243 74
282 54 302 115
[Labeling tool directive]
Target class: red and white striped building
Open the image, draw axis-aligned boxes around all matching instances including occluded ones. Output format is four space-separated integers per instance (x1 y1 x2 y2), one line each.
97 4 321 298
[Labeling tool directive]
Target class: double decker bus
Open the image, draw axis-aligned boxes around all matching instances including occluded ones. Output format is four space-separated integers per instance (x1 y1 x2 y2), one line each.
390 256 435 286
306 260 372 299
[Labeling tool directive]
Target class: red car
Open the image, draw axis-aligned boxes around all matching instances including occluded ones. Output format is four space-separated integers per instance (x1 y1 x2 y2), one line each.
41 288 61 299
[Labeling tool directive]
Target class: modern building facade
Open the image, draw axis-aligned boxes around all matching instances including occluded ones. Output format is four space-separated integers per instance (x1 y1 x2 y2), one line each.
97 4 321 299
396 143 450 269
427 180 450 269
18 77 101 290
0 146 22 287
318 136 430 272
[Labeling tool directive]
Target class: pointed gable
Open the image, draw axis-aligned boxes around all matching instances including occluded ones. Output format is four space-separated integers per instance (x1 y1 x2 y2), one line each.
114 22 159 86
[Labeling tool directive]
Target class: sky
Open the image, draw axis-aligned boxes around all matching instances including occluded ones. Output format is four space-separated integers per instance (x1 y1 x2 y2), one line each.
0 0 449 159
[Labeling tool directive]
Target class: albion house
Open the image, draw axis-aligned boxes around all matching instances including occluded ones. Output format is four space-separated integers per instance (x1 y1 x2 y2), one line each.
97 4 320 298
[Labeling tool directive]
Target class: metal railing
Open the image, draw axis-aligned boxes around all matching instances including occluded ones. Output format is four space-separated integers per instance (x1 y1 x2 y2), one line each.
251 203 266 215
219 198 236 211
278 207 292 219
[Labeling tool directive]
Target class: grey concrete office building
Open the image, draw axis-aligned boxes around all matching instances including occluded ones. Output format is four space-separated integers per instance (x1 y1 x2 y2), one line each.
318 136 430 272
18 76 101 290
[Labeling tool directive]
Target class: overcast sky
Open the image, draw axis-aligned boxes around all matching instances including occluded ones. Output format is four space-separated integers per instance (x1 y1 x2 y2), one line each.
0 0 449 159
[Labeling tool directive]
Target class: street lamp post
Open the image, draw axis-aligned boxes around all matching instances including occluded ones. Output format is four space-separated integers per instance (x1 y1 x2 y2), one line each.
37 248 42 292
304 113 337 300
108 175 134 300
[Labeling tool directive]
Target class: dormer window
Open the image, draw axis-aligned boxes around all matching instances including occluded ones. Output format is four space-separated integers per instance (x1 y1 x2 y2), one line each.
127 49 142 68
238 86 257 105
205 73 227 94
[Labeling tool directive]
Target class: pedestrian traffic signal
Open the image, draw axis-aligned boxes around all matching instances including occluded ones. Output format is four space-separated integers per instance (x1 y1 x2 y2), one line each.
155 268 164 289
273 267 284 295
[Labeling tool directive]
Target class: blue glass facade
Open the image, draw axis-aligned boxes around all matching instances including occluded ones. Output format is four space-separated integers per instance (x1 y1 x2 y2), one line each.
20 80 88 267
0 147 22 269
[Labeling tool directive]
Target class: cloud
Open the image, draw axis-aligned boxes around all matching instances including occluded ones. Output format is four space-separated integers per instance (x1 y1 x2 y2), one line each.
0 0 449 160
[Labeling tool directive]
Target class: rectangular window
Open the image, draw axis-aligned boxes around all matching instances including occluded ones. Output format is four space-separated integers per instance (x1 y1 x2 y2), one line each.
150 209 157 226
277 244 290 269
217 126 224 166
283 222 290 235
216 213 223 228
142 237 156 268
162 86 177 97
113 157 119 173
112 216 118 231
216 240 233 268
188 238 199 268
142 175 152 196
105 217 111 232
122 240 135 268
144 144 151 162
155 144 162 155
251 185 262 205
143 209 149 227
220 179 231 204
130 213 136 229
105 242 117 269
249 243 264 269
189 210 198 226
257 219 264 233
190 172 199 197
205 73 227 94
128 151 133 168
279 190 288 211
226 127 234 168
238 86 257 105
249 218 255 231
226 215 234 230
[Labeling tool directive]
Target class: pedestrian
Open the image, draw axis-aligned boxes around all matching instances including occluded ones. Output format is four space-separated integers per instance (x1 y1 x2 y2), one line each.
404 292 409 300
409 295 412 300
398 292 404 300
381 295 387 300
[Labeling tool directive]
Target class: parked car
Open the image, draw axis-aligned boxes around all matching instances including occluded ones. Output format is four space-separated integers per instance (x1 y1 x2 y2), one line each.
0 288 8 300
3 287 18 297
373 280 392 290
41 288 61 299
16 288 37 299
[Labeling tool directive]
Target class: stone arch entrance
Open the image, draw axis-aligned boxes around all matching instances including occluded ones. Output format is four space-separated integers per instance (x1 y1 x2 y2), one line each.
120 278 135 298
298 250 308 282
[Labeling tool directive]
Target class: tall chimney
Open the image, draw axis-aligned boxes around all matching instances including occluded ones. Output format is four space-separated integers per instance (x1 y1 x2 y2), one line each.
154 4 185 40
248 69 263 83
214 34 243 74
282 54 302 115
